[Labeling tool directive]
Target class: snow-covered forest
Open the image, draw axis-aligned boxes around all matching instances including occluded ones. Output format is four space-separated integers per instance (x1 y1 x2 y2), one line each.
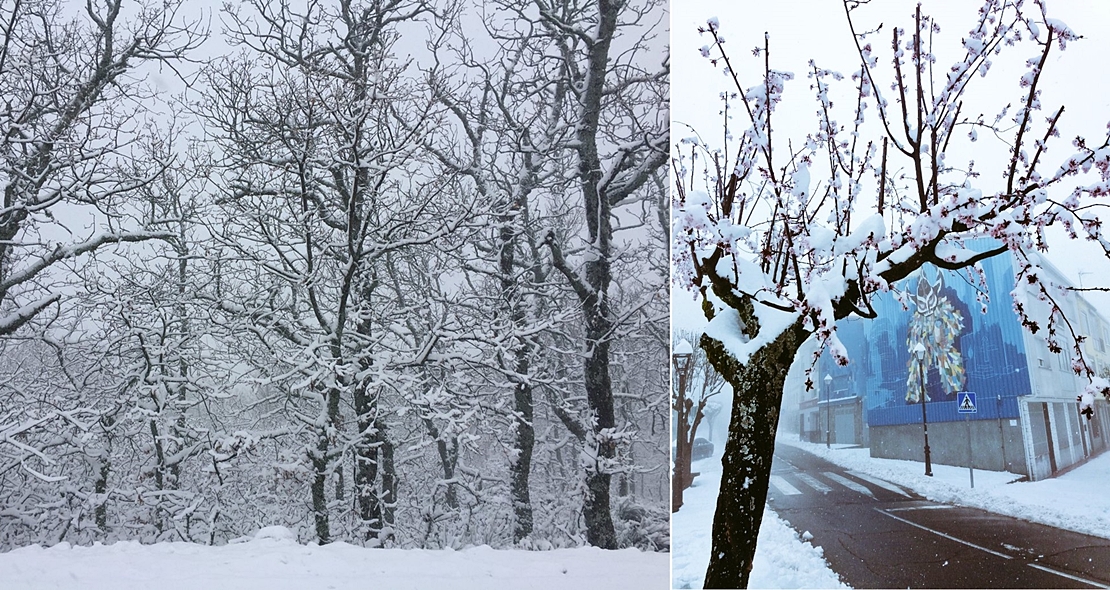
0 0 670 554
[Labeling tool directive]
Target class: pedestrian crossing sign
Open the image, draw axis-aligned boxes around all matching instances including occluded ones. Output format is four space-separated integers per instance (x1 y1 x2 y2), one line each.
958 391 977 413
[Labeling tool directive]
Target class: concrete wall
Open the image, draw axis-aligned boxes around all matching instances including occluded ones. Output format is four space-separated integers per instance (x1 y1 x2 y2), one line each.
870 416 1027 474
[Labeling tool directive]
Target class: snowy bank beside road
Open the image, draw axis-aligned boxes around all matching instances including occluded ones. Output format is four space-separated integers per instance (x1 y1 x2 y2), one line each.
779 434 1110 541
672 453 848 589
0 534 667 590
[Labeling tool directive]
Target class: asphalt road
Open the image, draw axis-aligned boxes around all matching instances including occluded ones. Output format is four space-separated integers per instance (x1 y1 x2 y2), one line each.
768 444 1110 589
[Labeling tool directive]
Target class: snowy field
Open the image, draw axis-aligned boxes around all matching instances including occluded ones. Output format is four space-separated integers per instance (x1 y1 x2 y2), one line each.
779 434 1110 541
671 451 848 589
673 433 1110 589
0 529 668 590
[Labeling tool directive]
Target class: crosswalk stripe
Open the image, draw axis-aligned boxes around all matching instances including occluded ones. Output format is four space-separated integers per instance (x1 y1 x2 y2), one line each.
823 472 875 498
769 475 802 495
795 473 832 493
847 471 912 497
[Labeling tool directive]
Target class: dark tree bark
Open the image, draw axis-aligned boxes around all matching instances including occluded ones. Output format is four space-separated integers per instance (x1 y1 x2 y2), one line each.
310 434 331 543
549 0 622 551
498 209 536 542
700 296 807 589
381 432 397 534
420 410 460 511
353 380 383 538
510 377 536 541
94 457 110 531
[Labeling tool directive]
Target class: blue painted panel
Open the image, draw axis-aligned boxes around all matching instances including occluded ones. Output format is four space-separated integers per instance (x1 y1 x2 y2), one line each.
868 394 1023 426
815 239 1033 425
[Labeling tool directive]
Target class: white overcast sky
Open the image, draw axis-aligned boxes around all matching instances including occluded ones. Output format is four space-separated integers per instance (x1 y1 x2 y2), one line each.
671 0 1110 332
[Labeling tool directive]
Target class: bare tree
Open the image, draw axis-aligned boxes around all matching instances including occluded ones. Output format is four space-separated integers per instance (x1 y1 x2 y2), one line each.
671 329 722 512
674 2 1110 587
0 0 202 541
532 0 668 549
199 0 469 545
422 0 668 549
0 0 203 335
420 26 568 541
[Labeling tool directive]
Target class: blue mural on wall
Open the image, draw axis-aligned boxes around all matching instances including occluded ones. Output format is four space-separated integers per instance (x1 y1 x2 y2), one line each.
817 239 1032 426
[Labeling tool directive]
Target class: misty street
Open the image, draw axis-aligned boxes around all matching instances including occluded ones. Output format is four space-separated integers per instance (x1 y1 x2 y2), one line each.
768 444 1110 588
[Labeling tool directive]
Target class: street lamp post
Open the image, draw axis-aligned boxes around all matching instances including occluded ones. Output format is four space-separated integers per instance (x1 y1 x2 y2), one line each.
913 343 933 476
823 374 832 449
672 340 694 513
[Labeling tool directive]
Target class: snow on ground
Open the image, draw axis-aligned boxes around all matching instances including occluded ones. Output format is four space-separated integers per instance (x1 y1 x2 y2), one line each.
0 531 668 590
780 433 1110 541
671 451 848 589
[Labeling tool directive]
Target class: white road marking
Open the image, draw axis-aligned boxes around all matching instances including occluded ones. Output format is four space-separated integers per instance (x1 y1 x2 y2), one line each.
875 508 1013 559
847 470 912 497
879 506 1109 587
1026 563 1110 588
769 475 802 496
886 505 955 512
795 473 832 494
823 472 875 498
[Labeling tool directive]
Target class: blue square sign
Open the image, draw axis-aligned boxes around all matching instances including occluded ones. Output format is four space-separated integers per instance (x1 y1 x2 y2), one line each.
957 391 977 413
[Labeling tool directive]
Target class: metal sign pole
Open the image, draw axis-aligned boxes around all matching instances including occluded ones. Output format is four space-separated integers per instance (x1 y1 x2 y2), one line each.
967 412 974 488
958 391 977 488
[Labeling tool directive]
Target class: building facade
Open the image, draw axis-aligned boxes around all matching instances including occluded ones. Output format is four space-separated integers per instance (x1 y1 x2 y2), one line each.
794 240 1110 480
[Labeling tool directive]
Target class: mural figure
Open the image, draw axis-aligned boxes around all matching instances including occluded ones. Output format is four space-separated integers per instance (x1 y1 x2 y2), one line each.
906 272 966 402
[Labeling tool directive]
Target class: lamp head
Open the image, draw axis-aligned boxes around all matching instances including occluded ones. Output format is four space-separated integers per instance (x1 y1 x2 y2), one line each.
673 339 694 373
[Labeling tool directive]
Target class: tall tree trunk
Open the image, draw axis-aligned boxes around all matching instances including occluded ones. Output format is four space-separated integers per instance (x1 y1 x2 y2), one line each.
94 449 110 532
170 229 189 488
582 331 618 548
353 278 384 540
422 414 460 510
310 386 343 544
310 432 331 543
574 0 620 551
440 437 459 511
381 429 397 534
702 314 806 589
148 419 167 534
510 378 535 541
94 413 116 533
499 212 536 542
547 233 619 549
353 383 382 538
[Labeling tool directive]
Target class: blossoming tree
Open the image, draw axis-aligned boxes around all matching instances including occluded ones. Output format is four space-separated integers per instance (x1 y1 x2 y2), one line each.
673 2 1110 587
